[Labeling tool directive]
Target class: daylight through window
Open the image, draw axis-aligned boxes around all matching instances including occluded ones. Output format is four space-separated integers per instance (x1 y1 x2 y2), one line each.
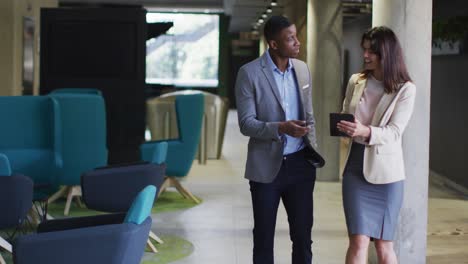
146 13 219 87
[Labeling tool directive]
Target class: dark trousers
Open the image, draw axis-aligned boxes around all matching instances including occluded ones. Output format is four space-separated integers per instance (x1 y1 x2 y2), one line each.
250 149 316 264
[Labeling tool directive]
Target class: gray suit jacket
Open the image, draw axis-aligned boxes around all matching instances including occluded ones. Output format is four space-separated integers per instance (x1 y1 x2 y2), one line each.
235 52 322 183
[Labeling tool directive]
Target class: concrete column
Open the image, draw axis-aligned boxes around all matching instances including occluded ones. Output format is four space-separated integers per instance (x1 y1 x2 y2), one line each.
0 0 15 96
283 0 308 62
372 1 432 263
307 0 342 181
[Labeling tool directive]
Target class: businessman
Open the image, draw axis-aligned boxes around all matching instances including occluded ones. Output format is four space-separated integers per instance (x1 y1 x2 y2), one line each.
235 15 323 264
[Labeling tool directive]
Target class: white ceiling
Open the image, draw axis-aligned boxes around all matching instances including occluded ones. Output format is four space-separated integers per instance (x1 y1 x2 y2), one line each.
59 0 283 33
60 0 224 9
59 0 371 33
228 0 285 32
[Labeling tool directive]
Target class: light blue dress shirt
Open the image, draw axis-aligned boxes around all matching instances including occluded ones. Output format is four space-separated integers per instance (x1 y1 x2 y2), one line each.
265 51 304 155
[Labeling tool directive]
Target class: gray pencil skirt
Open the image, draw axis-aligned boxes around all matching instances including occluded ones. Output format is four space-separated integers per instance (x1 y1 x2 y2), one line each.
342 142 404 241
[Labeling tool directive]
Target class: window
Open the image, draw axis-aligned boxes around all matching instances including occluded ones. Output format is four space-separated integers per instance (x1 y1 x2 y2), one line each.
146 13 219 87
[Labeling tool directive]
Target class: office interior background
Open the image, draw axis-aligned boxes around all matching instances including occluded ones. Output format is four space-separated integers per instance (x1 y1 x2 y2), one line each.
0 0 467 263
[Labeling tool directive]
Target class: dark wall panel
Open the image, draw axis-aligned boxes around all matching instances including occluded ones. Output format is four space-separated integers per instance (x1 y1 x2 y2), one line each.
40 7 147 164
430 55 468 187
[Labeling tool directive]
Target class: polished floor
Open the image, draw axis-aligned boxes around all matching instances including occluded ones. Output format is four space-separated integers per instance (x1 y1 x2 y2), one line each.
151 110 468 264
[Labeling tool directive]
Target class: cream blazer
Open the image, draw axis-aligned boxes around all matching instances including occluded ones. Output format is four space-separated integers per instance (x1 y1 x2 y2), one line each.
342 73 416 184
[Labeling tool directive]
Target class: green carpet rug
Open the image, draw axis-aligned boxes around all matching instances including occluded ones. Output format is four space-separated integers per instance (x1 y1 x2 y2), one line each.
142 235 194 264
47 190 202 218
1 250 12 264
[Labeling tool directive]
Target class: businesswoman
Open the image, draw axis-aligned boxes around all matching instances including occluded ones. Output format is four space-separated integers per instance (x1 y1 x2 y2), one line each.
337 26 416 264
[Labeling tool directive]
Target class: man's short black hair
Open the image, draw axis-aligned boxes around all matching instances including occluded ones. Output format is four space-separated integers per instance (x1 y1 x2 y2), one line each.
263 15 292 42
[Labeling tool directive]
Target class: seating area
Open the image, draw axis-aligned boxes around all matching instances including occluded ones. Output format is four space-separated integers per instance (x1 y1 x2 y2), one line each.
0 140 161 263
0 94 106 216
0 90 206 263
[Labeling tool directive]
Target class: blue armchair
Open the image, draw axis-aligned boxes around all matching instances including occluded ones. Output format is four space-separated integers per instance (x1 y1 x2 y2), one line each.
81 162 165 252
143 93 204 203
13 185 156 264
0 96 62 200
0 154 33 261
46 93 108 216
82 163 165 212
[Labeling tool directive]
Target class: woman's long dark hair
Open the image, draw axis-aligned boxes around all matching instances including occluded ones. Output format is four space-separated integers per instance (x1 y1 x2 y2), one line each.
360 26 412 93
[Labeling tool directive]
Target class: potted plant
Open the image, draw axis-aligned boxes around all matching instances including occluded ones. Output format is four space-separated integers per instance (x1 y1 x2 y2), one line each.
432 16 468 55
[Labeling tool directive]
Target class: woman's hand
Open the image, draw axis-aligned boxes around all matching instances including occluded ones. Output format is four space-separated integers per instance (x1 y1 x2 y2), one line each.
337 118 371 139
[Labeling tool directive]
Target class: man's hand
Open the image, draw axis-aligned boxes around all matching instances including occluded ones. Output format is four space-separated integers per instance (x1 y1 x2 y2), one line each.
279 120 310 138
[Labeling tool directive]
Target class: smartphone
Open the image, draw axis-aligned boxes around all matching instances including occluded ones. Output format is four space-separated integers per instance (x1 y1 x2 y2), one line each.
329 113 354 137
300 120 312 129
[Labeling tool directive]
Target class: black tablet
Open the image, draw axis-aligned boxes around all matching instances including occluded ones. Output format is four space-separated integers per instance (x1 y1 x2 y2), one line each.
329 113 355 137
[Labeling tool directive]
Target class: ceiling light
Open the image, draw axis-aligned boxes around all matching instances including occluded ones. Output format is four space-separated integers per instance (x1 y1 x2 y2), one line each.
271 0 278 7
258 18 264 24
266 7 272 13
261 12 267 18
